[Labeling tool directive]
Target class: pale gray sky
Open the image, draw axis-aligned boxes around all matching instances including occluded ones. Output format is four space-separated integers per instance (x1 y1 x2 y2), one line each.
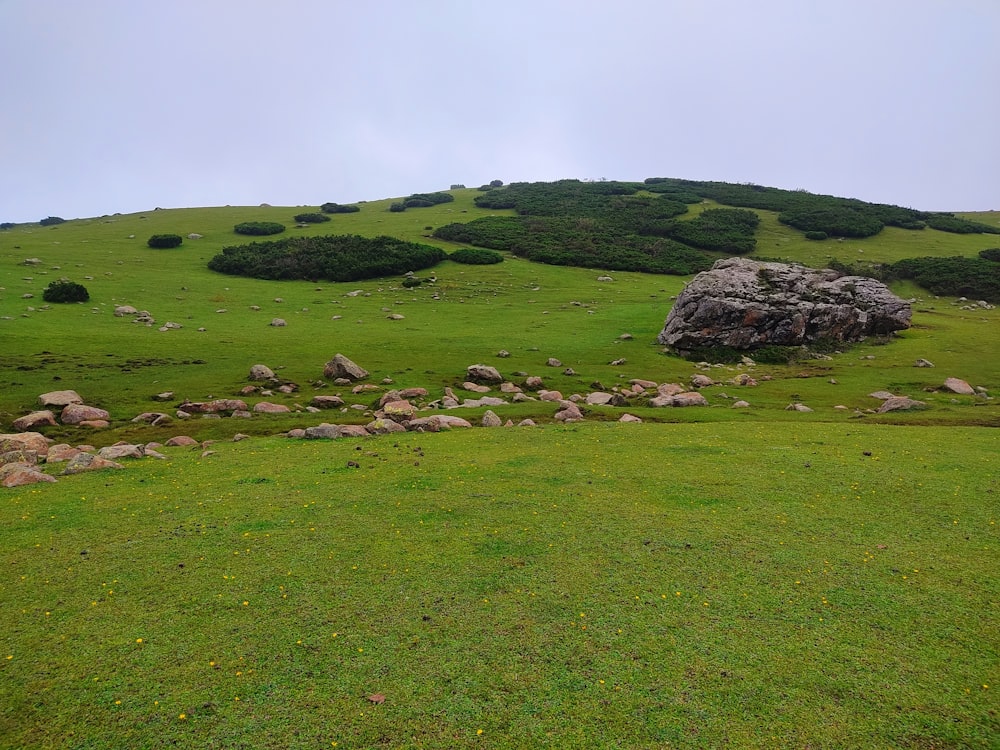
2 0 997 223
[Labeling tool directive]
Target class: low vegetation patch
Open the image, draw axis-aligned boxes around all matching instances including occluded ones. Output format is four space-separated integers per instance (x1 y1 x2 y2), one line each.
233 221 285 236
39 216 66 226
320 202 361 214
448 247 503 265
293 212 330 224
147 233 183 248
207 234 446 281
41 279 89 303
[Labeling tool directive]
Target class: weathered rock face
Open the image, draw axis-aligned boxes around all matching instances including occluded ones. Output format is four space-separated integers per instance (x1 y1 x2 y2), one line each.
657 258 911 353
323 354 369 381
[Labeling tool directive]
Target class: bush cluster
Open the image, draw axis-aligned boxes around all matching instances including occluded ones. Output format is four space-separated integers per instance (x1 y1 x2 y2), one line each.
42 279 89 303
449 247 504 265
234 222 285 236
147 234 183 248
207 234 446 282
391 192 456 212
662 208 759 254
979 248 1000 262
293 213 331 224
640 178 1000 239
40 216 65 226
805 231 828 240
320 203 361 214
0 222 15 230
890 256 1000 302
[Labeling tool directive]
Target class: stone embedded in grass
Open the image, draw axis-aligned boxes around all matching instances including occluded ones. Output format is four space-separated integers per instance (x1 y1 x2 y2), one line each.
311 395 345 409
252 402 290 413
165 436 198 447
785 403 814 412
2 463 56 487
39 390 84 407
691 374 714 388
270 318 287 327
98 444 145 460
12 410 57 431
732 400 751 408
877 397 927 413
941 378 975 395
60 404 110 425
60 453 123 475
868 391 896 400
914 358 935 368
619 413 643 423
466 364 503 384
650 392 708 407
324 354 369 381
481 410 502 427
546 358 562 367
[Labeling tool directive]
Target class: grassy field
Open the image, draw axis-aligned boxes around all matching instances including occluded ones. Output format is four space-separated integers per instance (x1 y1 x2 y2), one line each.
1 423 997 748
1 188 998 748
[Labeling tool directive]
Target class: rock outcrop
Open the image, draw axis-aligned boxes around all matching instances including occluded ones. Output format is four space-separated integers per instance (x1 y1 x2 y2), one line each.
657 258 911 353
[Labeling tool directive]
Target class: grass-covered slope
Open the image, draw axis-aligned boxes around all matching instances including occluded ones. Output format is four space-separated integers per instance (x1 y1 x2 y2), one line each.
1 182 998 748
1 423 997 748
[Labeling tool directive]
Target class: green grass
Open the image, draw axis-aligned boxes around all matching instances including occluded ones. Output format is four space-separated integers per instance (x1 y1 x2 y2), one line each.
1 423 997 748
1 189 999 747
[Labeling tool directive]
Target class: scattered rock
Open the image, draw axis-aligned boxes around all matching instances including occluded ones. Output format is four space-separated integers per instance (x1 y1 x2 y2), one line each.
466 364 503 384
311 395 345 409
914 358 935 368
868 391 896 401
941 377 975 395
785 403 814 412
61 453 124 475
270 318 287 327
546 358 562 367
2 463 56 487
249 364 275 381
481 410 502 427
253 402 291 413
12 410 57 431
619 413 642 423
690 374 714 388
39 390 84 408
60 403 110 425
877 397 927 413
165 436 198 447
732 400 751 408
98 444 145 460
323 354 369 381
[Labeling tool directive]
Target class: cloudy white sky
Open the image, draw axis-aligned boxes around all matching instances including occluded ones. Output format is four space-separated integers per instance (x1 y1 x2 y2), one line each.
1 0 997 223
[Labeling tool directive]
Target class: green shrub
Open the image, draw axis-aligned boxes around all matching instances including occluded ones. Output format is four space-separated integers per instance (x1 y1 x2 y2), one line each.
40 216 66 226
489 180 504 187
662 208 759 254
979 248 1000 262
208 234 446 282
147 234 184 248
0 222 15 230
889 256 1000 301
925 213 1000 235
805 231 828 240
293 213 331 224
401 277 422 288
234 221 285 236
320 203 360 214
402 192 454 209
449 247 504 265
42 279 89 303
389 203 407 213
450 184 466 190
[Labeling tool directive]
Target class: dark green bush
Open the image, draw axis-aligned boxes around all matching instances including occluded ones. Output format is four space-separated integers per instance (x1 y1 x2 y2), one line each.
449 247 504 265
662 208 759 254
208 234 446 282
0 222 15 230
889 256 1000 301
979 248 1000 262
924 213 1000 235
320 203 360 214
147 234 184 248
234 222 285 236
450 184 466 190
389 203 407 213
402 192 454 209
489 180 504 187
293 213 331 224
401 277 422 288
40 216 65 226
42 279 89 303
805 231 828 240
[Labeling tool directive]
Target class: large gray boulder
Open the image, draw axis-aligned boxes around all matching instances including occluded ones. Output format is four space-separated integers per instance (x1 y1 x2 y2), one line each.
657 258 911 353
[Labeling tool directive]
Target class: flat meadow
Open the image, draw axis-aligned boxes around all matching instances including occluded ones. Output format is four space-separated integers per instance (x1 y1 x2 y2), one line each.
0 190 997 748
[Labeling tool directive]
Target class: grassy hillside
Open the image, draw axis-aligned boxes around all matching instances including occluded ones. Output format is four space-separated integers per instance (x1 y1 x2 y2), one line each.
1 183 998 748
0 190 997 436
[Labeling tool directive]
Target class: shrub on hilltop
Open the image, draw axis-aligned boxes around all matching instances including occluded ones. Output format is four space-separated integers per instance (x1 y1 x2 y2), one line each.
42 279 90 303
207 234 446 282
40 216 66 226
147 234 183 248
234 221 285 236
320 203 361 214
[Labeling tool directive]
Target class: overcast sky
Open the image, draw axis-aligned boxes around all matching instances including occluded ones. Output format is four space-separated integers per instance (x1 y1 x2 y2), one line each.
2 0 997 223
